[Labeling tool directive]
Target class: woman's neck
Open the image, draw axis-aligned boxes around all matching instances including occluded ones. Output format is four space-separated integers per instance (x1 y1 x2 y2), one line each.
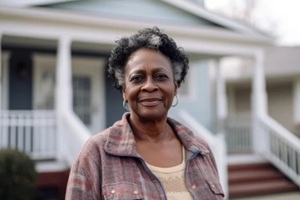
128 114 174 142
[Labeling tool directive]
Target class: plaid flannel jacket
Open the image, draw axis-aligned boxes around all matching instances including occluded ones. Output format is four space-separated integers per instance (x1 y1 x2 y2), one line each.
66 113 224 200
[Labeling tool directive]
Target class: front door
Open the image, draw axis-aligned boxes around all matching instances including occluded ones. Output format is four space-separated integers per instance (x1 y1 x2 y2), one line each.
72 56 105 133
9 50 33 110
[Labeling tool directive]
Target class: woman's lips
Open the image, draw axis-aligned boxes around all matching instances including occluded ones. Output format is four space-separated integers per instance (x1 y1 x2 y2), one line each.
139 98 162 106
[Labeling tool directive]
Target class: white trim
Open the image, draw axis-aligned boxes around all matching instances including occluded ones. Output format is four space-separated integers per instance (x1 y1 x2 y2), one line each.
36 160 69 173
178 64 197 101
0 0 77 7
162 0 270 39
33 53 56 110
0 6 273 45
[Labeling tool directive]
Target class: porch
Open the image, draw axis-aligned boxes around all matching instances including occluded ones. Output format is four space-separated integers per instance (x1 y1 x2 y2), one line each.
0 5 298 199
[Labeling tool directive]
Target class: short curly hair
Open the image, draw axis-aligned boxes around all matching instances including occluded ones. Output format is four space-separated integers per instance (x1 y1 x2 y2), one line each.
108 27 189 91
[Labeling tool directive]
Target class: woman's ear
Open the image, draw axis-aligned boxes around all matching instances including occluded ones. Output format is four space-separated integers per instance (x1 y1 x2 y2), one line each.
174 82 178 96
122 86 126 100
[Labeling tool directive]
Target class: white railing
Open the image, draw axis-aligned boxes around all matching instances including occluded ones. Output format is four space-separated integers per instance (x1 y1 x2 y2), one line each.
0 110 57 160
258 114 300 187
177 110 228 199
58 110 91 166
225 115 252 154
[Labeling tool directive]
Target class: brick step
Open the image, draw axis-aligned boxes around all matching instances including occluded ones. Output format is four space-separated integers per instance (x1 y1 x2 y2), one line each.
228 162 273 172
35 169 70 200
228 162 299 199
229 169 285 184
229 179 298 198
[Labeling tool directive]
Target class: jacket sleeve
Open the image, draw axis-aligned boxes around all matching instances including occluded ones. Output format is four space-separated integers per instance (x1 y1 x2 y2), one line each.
65 139 102 200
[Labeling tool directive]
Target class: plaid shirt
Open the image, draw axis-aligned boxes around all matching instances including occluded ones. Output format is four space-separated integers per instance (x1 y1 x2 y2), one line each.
66 113 224 200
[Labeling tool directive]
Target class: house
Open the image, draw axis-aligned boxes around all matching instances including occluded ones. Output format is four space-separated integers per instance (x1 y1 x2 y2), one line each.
224 46 300 137
0 0 298 199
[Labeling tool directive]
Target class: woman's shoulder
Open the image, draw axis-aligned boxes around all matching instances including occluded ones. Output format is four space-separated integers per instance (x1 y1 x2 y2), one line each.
167 116 211 150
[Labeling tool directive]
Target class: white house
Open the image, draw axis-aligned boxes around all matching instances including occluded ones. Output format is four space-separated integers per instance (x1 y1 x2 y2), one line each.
0 0 298 199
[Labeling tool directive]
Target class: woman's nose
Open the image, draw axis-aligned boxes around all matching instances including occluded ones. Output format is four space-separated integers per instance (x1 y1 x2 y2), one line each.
141 78 158 92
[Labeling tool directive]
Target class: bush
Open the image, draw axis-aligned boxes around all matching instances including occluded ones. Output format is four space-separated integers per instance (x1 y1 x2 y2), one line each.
0 149 37 200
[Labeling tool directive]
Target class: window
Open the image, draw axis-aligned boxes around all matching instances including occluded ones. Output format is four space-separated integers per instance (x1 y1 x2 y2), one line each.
73 76 91 125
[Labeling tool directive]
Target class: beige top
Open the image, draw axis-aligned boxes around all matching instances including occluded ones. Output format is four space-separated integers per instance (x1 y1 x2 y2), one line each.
146 147 193 200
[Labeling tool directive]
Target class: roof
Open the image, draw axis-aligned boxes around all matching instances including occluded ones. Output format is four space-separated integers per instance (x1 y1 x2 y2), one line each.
0 0 272 42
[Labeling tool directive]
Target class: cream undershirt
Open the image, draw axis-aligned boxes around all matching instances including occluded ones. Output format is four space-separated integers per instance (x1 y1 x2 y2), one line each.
146 147 193 200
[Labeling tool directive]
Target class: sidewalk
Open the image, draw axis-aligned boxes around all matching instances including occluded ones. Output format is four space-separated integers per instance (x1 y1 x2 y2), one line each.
232 192 300 200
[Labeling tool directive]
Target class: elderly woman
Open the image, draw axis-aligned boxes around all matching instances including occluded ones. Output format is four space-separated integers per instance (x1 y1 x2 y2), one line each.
66 27 224 199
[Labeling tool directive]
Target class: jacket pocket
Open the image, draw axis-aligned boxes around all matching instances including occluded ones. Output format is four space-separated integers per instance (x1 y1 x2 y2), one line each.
207 178 224 197
103 182 143 200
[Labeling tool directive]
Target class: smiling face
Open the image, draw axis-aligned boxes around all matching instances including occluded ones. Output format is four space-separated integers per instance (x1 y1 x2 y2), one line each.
123 48 178 121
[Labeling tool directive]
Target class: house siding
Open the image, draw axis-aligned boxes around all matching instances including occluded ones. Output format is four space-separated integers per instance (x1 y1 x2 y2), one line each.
170 60 212 131
39 0 221 27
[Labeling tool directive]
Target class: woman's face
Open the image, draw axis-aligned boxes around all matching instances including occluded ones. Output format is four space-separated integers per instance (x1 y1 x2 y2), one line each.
123 48 178 121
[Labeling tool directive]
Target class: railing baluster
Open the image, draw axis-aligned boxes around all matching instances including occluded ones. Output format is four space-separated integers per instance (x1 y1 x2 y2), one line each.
0 110 57 160
259 115 300 187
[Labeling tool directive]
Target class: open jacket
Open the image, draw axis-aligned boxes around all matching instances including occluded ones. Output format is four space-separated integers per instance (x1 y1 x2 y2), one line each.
66 113 224 200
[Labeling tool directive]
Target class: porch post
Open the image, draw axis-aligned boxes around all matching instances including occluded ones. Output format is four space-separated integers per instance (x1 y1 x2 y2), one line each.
56 36 72 161
252 50 267 154
215 58 228 134
56 36 72 112
294 79 300 124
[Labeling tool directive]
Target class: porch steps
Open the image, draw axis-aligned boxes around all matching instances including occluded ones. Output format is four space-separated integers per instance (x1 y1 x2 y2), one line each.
228 162 299 199
35 168 70 200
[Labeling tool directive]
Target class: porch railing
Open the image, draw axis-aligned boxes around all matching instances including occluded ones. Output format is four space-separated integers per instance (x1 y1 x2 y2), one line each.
177 110 228 199
224 115 252 154
58 110 91 166
259 114 300 187
0 110 57 160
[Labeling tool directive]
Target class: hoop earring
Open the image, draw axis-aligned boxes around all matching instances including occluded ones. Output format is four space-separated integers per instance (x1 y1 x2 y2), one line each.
172 95 178 107
123 99 130 111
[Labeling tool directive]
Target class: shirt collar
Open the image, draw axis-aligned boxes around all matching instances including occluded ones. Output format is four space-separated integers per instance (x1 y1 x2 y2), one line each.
104 112 210 157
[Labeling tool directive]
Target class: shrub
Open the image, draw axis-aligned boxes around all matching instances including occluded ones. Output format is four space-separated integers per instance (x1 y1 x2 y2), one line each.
0 149 37 200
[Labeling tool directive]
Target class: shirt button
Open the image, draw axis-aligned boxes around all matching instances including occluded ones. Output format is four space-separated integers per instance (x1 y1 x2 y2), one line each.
133 190 138 195
111 189 115 194
191 185 196 189
211 184 215 188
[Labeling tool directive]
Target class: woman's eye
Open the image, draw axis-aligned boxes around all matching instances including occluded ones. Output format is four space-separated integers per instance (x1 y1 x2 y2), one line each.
155 74 168 81
130 76 144 83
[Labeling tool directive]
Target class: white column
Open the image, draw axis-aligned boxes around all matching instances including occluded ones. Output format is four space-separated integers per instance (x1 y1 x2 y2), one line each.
294 79 300 124
215 59 228 134
55 36 72 112
55 36 72 161
251 50 268 154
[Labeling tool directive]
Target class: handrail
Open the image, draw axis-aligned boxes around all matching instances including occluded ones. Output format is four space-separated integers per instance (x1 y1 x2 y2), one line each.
58 110 92 166
177 110 228 199
258 114 300 187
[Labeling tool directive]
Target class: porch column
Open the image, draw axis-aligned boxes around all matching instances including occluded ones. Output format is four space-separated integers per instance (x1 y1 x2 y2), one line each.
215 59 228 134
294 79 300 124
252 50 267 154
56 36 72 112
56 36 72 161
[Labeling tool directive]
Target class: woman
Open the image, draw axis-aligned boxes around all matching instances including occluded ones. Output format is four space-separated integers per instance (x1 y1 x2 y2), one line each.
66 27 224 199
